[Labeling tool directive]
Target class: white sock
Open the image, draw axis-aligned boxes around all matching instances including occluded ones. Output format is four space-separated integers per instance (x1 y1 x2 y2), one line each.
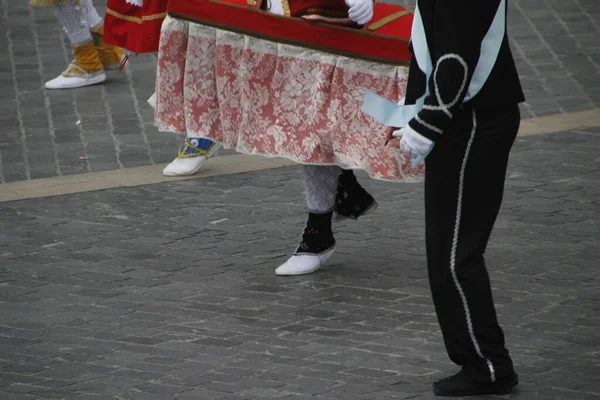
80 0 103 31
300 165 342 212
55 0 98 45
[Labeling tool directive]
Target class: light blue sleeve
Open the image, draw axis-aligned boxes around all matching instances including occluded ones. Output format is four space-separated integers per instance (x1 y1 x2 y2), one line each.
362 91 433 168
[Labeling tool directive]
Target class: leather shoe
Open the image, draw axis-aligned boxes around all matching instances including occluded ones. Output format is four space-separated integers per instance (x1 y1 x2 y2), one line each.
433 370 518 396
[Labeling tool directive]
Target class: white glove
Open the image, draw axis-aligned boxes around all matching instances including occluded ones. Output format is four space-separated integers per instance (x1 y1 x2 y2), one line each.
345 0 374 25
392 125 433 159
125 0 143 7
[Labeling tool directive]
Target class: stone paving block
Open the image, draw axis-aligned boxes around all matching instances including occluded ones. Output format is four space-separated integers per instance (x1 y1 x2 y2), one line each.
1 2 600 399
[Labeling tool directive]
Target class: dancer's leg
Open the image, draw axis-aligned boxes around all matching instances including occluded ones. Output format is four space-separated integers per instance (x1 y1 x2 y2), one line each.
84 0 129 72
302 165 342 213
44 0 105 89
275 165 342 276
78 0 102 30
334 170 378 220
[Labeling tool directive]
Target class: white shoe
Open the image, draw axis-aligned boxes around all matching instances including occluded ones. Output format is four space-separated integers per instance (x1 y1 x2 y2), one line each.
275 246 336 276
45 63 106 90
162 141 221 177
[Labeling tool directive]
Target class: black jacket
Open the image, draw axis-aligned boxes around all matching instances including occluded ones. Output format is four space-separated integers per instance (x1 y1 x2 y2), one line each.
404 0 525 140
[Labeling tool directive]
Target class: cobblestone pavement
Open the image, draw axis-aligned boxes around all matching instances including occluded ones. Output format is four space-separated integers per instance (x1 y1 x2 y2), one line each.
1 0 599 182
0 126 599 399
1 0 600 398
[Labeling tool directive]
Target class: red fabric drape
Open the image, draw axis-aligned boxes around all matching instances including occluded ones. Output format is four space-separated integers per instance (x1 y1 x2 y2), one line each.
104 0 168 53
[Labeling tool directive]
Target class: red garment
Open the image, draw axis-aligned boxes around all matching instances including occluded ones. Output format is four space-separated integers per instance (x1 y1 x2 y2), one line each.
104 0 168 53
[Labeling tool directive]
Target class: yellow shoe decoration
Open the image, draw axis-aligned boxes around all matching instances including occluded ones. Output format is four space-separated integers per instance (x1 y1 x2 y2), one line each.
92 25 129 72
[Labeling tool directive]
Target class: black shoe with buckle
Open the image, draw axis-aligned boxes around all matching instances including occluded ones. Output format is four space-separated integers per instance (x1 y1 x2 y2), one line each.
433 370 518 397
334 170 378 221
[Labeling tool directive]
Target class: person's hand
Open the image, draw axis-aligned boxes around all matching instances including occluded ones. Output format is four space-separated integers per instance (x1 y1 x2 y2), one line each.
345 0 374 25
383 97 406 145
384 126 398 146
392 125 433 159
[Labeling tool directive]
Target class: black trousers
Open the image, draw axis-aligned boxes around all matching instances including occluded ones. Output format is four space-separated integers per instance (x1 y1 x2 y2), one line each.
424 104 520 383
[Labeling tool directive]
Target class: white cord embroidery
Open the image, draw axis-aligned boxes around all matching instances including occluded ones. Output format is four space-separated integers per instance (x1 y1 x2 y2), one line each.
450 110 496 383
420 53 469 133
415 114 443 134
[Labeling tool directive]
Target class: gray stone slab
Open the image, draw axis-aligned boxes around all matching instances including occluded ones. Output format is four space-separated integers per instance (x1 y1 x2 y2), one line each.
0 128 599 399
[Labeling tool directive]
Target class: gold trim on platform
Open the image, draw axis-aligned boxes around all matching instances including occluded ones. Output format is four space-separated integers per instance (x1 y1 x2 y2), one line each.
169 11 410 66
106 8 167 24
303 7 350 18
367 8 413 31
168 9 410 66
282 0 291 17
30 0 77 7
247 0 263 9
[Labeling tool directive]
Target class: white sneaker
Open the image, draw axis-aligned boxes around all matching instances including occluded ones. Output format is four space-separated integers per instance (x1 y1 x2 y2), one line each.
45 63 106 90
275 246 336 276
162 141 221 177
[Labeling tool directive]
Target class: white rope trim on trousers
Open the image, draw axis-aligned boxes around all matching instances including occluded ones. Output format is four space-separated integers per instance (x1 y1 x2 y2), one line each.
449 109 496 382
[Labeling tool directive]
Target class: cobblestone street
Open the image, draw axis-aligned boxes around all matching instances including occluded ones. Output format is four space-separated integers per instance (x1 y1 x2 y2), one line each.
0 0 599 399
1 0 599 181
1 128 599 399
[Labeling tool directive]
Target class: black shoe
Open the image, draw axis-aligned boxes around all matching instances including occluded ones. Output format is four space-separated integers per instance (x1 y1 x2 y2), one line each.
433 370 518 397
334 170 378 221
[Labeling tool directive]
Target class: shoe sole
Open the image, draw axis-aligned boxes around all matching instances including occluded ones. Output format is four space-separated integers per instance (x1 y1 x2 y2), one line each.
275 246 336 276
162 142 222 177
333 199 379 222
45 73 107 90
163 159 206 177
433 380 518 397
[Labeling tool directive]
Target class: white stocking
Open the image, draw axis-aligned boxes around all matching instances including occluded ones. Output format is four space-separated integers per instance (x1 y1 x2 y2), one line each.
55 0 100 45
80 0 103 31
299 165 342 212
